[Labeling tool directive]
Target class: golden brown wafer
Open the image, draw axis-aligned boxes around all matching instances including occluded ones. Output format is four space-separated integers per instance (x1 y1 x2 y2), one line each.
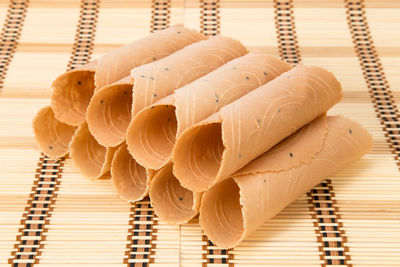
89 36 247 148
69 123 118 179
128 52 292 169
199 115 373 248
149 163 202 224
86 76 133 147
173 65 343 192
51 26 205 126
110 143 155 202
32 106 77 159
129 35 248 116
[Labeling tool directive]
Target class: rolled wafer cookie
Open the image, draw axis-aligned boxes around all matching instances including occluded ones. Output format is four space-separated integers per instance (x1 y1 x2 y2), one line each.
86 76 133 147
51 26 205 126
90 35 247 147
149 114 324 225
149 163 202 224
200 115 373 248
128 52 292 169
173 65 343 192
69 123 118 179
129 35 248 116
32 106 77 159
111 143 156 202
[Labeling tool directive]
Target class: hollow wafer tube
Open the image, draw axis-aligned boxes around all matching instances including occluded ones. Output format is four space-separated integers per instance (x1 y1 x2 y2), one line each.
173 65 343 192
32 106 77 159
128 52 292 169
111 143 156 202
90 35 247 148
129 35 248 116
199 115 373 248
149 162 202 224
69 123 118 179
51 26 205 126
86 76 133 147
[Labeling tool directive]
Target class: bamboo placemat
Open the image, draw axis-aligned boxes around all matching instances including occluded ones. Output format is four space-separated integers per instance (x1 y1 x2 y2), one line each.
0 0 399 266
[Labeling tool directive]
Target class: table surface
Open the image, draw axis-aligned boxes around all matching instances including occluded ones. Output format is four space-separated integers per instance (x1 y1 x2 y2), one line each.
0 0 399 266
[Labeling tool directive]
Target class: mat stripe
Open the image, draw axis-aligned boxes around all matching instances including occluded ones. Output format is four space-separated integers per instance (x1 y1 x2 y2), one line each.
124 3 170 265
9 0 99 266
124 200 158 266
346 0 400 168
202 237 233 266
150 0 171 33
67 0 99 71
273 0 300 65
308 182 351 266
200 0 220 36
9 157 64 266
0 0 29 92
274 1 352 266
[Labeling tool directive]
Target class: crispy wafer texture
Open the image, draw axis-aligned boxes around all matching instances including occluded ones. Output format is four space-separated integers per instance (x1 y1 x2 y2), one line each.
69 123 117 179
200 115 373 248
89 35 247 149
51 26 206 126
128 35 248 116
128 52 292 170
3 0 399 265
111 143 156 202
173 64 343 192
86 76 133 147
32 106 77 159
149 162 202 224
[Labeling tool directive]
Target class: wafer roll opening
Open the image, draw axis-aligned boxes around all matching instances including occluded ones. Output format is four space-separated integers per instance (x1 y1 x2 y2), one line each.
128 105 177 169
128 53 292 170
150 163 198 224
33 106 76 159
200 115 373 249
174 65 343 192
111 144 148 201
173 122 224 191
69 123 115 179
87 78 133 147
200 179 244 248
51 68 96 126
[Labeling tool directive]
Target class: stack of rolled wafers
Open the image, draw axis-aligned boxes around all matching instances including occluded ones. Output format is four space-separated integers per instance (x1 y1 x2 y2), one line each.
33 26 373 249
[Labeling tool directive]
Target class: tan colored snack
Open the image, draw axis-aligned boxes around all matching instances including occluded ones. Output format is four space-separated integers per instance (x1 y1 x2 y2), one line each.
32 106 77 159
89 36 247 148
128 52 292 169
149 114 325 225
86 76 133 147
111 143 155 202
69 123 118 179
173 65 343 192
200 115 373 249
129 35 248 116
51 26 206 126
149 163 202 224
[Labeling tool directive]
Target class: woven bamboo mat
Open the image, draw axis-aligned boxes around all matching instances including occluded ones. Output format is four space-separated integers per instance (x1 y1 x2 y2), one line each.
0 0 399 266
